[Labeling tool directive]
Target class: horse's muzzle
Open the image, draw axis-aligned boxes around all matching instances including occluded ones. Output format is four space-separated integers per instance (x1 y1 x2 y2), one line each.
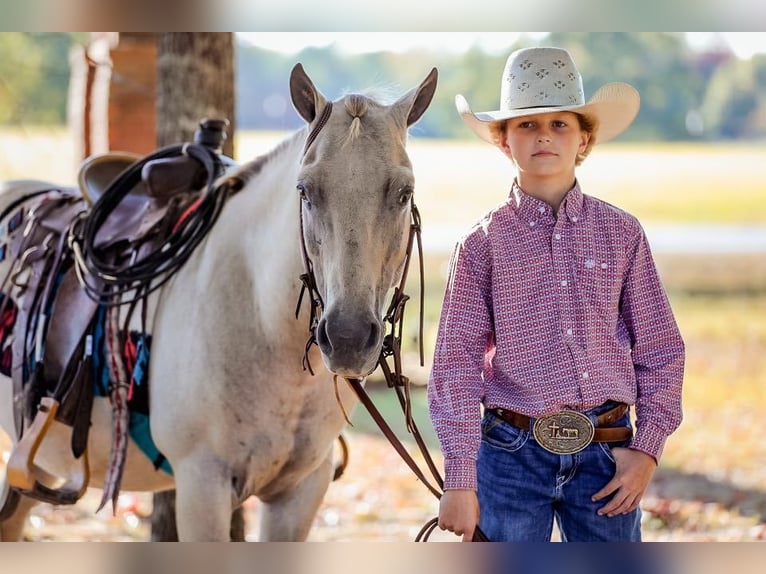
316 312 382 376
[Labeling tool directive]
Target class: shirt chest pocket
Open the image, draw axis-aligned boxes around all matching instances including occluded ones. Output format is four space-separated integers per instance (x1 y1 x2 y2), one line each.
571 245 622 317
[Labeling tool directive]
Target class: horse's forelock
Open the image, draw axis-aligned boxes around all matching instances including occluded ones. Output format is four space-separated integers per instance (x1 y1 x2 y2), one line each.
343 94 369 142
344 94 369 118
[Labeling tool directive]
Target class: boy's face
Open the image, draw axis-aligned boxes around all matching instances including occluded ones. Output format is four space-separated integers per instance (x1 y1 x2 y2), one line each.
500 111 590 182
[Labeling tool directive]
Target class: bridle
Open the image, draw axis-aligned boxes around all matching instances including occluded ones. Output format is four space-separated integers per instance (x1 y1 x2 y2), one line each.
294 102 489 542
294 102 332 374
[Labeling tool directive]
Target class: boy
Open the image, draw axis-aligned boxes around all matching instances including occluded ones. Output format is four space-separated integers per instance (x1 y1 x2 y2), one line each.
428 46 685 542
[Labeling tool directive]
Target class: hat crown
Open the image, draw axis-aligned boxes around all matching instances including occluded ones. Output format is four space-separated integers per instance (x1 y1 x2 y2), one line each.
500 47 585 111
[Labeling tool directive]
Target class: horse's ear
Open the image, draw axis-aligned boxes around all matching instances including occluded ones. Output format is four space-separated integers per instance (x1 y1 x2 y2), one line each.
290 63 328 124
395 67 438 127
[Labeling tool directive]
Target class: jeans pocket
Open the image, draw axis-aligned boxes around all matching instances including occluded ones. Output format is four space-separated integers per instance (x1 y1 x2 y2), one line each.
598 442 617 463
598 438 631 464
481 413 528 453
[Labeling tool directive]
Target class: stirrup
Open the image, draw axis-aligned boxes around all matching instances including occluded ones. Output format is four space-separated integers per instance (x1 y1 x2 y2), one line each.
6 397 89 505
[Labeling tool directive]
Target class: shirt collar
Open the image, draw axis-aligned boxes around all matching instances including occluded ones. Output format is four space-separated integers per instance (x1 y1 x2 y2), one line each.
562 181 584 222
511 180 584 224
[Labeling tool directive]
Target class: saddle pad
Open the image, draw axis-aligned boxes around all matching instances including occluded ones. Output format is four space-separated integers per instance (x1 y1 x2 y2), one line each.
91 306 173 476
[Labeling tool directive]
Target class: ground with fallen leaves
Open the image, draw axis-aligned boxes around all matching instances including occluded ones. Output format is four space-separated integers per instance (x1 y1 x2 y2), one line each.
7 425 766 542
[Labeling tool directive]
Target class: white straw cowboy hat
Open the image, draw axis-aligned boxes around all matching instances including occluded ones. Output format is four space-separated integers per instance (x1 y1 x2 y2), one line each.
456 46 640 146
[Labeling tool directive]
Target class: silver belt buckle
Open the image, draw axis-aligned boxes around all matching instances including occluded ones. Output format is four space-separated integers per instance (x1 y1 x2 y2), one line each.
532 410 595 454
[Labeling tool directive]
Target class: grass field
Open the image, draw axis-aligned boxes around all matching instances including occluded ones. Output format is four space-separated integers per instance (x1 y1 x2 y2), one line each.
2 127 764 225
1 127 765 540
235 130 766 226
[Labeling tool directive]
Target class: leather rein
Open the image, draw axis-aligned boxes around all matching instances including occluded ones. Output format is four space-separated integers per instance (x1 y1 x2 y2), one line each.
295 102 488 542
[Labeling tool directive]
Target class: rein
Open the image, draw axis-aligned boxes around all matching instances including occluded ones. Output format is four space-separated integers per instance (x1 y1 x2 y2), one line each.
294 105 488 542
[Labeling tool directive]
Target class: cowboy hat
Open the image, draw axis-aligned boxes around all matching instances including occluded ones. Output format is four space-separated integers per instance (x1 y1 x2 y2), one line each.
456 46 640 145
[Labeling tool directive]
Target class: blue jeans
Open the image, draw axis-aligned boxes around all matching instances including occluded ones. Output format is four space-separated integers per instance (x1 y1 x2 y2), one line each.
477 401 641 542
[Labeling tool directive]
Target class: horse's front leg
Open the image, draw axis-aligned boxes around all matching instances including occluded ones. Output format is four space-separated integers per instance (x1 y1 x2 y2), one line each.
0 487 38 541
173 453 234 541
258 452 334 541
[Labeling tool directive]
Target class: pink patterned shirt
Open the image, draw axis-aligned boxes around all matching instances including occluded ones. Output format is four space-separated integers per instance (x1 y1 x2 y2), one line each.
428 181 685 491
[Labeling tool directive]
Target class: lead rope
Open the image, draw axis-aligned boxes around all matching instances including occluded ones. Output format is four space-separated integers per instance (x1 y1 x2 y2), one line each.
296 200 488 541
294 105 488 541
341 215 488 541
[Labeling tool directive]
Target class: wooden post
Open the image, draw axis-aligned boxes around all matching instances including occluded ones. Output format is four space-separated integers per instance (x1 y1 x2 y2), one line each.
70 33 158 160
107 33 158 154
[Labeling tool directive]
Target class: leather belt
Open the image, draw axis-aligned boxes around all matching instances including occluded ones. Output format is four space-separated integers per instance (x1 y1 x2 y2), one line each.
490 403 632 454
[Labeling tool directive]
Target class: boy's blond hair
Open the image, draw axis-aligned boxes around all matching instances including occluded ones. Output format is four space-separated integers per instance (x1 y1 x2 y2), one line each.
489 113 598 166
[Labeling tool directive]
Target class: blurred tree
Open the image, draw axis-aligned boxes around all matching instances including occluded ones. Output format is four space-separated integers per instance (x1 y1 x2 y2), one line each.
546 32 709 140
0 33 41 124
2 32 766 140
156 32 236 155
0 33 73 124
435 45 510 139
702 54 766 139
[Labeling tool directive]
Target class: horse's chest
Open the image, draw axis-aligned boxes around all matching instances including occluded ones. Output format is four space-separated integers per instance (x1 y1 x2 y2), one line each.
238 392 346 496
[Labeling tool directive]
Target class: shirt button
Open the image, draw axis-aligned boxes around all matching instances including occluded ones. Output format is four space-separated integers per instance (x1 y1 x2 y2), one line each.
566 328 573 335
582 372 589 379
529 221 536 227
554 233 561 240
560 280 568 287
571 216 578 222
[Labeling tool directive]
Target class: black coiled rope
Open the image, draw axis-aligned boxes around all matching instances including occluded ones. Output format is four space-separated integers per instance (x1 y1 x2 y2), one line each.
70 142 231 306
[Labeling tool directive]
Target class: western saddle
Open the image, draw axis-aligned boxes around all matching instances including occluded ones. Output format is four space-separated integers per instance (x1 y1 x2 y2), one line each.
1 119 233 518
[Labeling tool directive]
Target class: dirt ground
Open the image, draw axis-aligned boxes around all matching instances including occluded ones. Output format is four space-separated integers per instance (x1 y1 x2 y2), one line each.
3 429 765 542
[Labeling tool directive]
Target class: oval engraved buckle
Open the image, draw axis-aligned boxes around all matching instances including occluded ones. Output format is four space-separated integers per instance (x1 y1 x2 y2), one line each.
532 410 595 455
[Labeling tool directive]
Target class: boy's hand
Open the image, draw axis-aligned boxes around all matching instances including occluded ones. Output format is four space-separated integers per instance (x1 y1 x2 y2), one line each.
438 489 480 541
591 447 656 517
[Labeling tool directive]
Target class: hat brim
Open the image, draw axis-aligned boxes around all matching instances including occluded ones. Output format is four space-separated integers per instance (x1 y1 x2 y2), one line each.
456 82 640 146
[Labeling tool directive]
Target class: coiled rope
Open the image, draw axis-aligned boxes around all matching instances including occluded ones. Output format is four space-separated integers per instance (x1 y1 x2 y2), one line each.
70 143 233 306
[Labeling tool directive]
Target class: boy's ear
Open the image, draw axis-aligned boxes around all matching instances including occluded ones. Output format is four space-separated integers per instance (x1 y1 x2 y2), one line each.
499 139 513 160
579 131 591 152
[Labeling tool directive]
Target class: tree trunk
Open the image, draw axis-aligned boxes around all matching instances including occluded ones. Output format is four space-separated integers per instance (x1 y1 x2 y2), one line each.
150 32 244 542
156 32 236 154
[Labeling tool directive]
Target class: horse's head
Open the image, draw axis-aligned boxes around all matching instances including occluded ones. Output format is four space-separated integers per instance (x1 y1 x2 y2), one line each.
290 63 438 377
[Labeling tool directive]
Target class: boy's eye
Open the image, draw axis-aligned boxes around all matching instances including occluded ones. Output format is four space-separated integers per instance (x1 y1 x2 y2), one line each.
552 120 567 128
519 121 535 129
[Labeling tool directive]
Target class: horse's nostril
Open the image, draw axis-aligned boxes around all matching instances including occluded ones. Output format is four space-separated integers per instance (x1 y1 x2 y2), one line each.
316 318 332 354
366 322 379 351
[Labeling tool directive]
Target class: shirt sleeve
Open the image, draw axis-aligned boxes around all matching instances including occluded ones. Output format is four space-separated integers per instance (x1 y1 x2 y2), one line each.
620 223 685 462
428 232 494 490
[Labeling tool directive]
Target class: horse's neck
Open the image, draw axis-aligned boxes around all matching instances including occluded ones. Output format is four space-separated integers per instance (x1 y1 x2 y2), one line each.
172 131 310 336
220 131 305 274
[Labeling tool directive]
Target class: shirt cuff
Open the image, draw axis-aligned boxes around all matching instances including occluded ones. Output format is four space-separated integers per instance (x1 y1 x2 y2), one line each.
629 421 668 463
443 457 478 490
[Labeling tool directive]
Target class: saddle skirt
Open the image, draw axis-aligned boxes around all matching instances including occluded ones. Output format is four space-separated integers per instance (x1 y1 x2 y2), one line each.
1 125 233 508
0 166 197 483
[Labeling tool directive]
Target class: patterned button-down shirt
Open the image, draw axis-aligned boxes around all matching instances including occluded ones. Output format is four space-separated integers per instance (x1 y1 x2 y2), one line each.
428 181 685 490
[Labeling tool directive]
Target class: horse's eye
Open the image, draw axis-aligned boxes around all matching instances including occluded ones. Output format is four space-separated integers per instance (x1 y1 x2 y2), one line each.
398 187 413 206
297 184 311 208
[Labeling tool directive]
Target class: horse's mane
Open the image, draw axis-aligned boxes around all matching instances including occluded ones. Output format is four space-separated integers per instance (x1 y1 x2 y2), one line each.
224 131 303 189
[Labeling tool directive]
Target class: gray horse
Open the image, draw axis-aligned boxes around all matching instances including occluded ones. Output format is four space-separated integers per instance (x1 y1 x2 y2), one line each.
0 64 437 541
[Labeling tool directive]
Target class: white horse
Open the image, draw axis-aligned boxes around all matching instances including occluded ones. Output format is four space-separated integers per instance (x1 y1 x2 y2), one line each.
0 64 438 541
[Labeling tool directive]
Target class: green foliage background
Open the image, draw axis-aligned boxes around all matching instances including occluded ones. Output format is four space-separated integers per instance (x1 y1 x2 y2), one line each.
2 32 766 142
0 33 74 125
